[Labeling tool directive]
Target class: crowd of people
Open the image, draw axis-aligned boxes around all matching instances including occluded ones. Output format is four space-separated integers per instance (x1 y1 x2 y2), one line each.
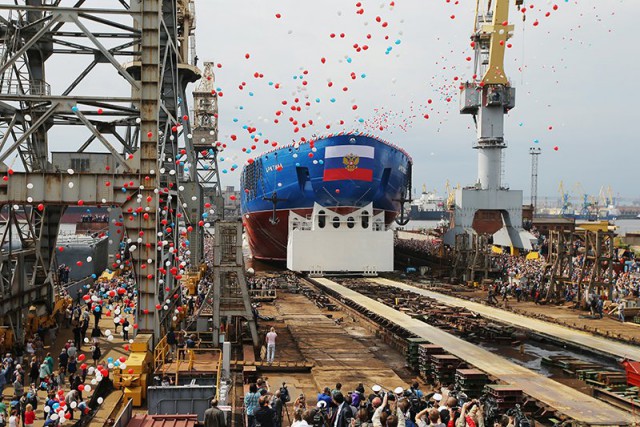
244 378 524 427
396 230 640 311
80 214 109 223
0 270 137 427
394 237 443 258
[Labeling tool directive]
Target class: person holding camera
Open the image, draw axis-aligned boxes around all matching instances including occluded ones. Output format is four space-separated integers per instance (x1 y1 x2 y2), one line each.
294 393 307 412
271 390 283 427
371 391 388 427
455 400 484 427
255 395 275 427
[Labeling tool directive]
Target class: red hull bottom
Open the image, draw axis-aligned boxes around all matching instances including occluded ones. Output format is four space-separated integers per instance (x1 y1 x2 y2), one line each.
243 208 397 261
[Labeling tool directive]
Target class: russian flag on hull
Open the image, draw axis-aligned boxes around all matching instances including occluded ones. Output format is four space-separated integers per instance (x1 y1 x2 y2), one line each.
322 145 375 182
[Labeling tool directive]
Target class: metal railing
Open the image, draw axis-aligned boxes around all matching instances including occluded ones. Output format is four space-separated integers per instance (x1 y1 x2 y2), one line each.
112 398 133 427
0 80 51 96
154 332 222 392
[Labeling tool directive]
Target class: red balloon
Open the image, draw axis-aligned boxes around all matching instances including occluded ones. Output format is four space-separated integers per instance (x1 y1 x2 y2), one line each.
78 354 86 361
78 384 85 391
553 146 559 151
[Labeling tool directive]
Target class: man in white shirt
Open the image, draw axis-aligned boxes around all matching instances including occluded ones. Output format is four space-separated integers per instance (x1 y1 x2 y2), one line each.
265 327 277 363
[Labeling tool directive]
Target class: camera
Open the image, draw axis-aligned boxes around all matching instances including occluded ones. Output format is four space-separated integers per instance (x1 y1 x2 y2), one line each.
507 405 530 427
312 403 327 427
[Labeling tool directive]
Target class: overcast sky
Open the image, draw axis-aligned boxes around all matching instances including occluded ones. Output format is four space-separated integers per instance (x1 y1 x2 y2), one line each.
192 0 638 205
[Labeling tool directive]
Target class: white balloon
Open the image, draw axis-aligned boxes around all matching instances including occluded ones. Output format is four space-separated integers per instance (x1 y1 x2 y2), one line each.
108 363 114 369
70 402 77 409
84 338 89 343
60 418 66 425
107 335 114 341
120 363 127 370
85 385 91 392
91 379 97 385
88 367 95 375
44 406 50 413
105 330 111 336
97 397 104 404
51 414 59 421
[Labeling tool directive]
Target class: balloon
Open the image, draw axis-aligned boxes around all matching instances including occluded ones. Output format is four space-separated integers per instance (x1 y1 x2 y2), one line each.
51 414 59 421
70 402 77 409
97 397 104 404
85 385 91 392
554 146 559 151
78 384 85 391
78 354 86 361
44 406 51 413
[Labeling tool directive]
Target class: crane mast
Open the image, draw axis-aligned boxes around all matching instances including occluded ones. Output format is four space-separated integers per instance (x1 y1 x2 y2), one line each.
461 0 520 190
445 0 534 253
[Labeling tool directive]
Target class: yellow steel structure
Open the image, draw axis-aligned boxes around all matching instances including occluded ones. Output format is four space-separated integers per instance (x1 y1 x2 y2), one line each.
112 333 153 407
26 294 72 337
474 0 516 85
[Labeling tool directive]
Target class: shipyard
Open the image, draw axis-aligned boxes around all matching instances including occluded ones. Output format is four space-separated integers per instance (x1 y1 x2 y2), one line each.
0 1 639 427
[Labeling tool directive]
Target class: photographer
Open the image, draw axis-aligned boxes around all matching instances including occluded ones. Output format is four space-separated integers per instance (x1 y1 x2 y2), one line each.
455 400 484 427
255 395 275 427
372 391 388 427
271 391 283 427
439 397 460 427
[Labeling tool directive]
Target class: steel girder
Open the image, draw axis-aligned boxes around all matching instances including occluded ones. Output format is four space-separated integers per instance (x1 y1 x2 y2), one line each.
0 1 203 342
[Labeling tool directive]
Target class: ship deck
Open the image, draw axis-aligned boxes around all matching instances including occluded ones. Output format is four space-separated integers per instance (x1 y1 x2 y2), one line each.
314 278 638 425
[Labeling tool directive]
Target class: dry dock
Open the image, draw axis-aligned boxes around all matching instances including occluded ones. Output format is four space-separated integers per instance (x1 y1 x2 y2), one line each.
315 278 638 425
372 277 640 361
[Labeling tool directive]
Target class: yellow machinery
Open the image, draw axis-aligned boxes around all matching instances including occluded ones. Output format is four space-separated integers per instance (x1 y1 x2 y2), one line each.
26 294 73 336
112 333 153 406
183 264 206 296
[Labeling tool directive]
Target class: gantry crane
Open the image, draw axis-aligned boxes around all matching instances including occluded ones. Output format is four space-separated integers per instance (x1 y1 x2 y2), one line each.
558 181 572 216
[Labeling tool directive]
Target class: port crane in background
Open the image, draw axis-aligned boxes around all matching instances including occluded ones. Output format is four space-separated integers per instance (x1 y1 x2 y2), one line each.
558 181 572 216
445 0 535 252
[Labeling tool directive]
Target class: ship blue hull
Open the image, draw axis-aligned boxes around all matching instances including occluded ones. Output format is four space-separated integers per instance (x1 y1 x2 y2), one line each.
241 134 412 260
